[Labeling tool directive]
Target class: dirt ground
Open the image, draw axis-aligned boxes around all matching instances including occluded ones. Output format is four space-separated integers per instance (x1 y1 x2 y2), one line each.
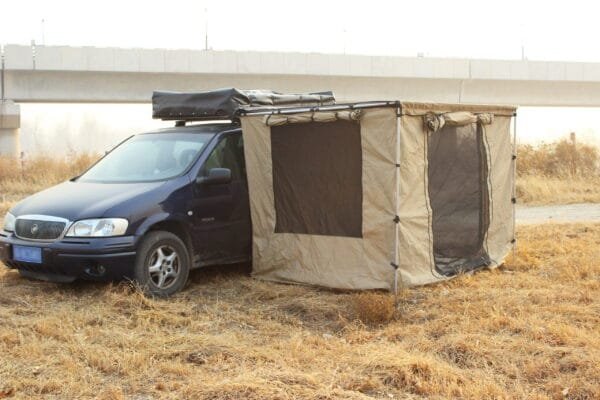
1 223 599 399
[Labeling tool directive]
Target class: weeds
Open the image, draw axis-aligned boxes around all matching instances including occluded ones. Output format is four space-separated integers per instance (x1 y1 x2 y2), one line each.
351 292 396 325
516 139 600 204
0 144 599 398
0 224 598 398
517 139 599 178
1 140 599 211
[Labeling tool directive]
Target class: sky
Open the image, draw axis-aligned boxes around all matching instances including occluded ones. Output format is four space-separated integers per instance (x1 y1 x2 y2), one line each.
2 0 600 61
2 0 600 154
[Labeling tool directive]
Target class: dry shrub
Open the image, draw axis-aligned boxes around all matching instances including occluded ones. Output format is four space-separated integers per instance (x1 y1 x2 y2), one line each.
0 153 99 204
517 139 599 178
516 139 600 204
0 153 98 182
352 292 396 325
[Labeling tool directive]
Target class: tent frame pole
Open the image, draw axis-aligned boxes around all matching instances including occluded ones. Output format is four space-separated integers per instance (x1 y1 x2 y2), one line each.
393 105 402 296
512 113 518 263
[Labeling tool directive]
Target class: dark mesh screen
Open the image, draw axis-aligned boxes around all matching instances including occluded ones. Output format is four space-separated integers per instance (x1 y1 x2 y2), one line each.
427 123 490 276
271 120 363 237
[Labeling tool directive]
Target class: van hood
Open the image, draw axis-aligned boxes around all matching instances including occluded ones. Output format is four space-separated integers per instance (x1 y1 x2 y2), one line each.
9 180 167 222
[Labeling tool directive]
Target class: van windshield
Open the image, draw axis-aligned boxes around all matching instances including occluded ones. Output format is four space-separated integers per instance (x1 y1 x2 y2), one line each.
78 132 213 183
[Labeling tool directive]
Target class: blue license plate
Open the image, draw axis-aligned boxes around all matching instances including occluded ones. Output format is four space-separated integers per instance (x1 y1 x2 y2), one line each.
13 245 42 264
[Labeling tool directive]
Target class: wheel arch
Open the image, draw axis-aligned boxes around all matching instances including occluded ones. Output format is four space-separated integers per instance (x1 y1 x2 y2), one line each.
137 215 194 258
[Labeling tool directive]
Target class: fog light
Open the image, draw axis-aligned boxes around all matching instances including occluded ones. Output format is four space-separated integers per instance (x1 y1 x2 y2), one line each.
85 263 107 277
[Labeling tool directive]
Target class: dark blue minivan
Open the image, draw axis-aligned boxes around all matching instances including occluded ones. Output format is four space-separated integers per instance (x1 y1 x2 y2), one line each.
0 122 251 296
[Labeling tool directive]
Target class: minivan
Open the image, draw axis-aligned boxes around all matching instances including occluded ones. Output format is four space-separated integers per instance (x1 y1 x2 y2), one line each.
0 121 252 297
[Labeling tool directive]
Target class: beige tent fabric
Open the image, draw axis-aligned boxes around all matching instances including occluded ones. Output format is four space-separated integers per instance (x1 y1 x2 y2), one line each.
402 102 515 117
423 111 494 133
241 101 515 290
397 102 516 286
264 110 362 126
482 116 515 267
241 107 397 290
396 114 438 286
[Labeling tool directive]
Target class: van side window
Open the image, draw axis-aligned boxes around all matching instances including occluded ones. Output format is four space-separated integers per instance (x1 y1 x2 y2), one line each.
203 134 244 181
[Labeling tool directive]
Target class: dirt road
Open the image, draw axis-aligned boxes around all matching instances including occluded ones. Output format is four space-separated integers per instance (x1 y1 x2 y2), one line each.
516 203 600 224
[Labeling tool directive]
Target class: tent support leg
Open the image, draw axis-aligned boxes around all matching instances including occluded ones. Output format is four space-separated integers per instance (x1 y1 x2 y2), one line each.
393 105 402 303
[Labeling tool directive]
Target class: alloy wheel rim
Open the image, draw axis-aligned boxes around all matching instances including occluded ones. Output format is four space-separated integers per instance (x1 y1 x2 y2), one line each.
147 245 180 289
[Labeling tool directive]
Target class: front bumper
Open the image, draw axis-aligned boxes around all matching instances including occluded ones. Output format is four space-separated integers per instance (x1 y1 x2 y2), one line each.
0 230 139 281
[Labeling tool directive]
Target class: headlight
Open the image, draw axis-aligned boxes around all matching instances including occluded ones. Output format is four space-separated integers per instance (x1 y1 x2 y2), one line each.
65 218 128 237
2 212 16 232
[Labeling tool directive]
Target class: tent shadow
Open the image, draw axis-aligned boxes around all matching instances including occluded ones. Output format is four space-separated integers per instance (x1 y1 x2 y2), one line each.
188 262 252 284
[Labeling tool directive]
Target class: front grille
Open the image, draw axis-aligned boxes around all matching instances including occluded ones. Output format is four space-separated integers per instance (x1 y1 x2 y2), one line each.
15 219 66 240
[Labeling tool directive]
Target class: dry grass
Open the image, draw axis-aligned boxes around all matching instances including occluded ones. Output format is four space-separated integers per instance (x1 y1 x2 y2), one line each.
0 149 599 398
1 141 599 209
517 139 599 178
1 223 599 399
352 292 397 325
517 140 600 205
0 154 98 213
517 175 600 205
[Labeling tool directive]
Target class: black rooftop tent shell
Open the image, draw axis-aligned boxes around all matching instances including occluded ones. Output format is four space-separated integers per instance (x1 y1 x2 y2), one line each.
152 88 335 121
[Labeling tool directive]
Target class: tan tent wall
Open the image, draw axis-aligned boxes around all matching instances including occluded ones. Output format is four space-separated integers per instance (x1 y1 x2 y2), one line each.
482 116 514 267
241 101 515 290
397 102 516 286
241 107 398 290
396 113 437 286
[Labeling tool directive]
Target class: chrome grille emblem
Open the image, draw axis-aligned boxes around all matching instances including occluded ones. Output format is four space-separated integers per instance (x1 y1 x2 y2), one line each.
14 215 70 242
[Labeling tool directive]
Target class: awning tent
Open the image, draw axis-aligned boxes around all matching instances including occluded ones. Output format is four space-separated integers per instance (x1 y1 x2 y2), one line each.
240 101 516 290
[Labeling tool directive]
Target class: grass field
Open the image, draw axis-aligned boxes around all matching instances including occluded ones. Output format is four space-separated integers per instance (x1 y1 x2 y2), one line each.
1 223 599 399
1 139 599 212
0 141 599 398
516 139 600 205
516 175 600 205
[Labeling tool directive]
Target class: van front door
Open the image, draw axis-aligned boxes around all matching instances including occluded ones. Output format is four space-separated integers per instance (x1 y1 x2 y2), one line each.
190 132 251 265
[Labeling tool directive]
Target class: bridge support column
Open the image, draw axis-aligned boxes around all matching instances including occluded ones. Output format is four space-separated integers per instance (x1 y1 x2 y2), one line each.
0 100 20 157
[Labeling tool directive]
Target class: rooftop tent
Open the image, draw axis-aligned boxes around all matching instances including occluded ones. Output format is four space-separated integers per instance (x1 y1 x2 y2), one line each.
152 88 335 121
240 101 517 290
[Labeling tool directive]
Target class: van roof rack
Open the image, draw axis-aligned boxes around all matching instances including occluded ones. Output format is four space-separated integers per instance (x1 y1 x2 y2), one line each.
152 88 335 122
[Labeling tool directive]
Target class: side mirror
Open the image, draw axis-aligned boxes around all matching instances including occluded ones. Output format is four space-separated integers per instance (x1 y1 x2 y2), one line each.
196 168 232 185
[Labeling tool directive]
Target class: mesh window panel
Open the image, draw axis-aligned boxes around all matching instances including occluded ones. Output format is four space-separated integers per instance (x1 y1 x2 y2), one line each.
270 120 363 237
427 123 490 276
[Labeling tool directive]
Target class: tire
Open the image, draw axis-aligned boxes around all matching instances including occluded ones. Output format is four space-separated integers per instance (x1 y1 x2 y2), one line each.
133 231 190 297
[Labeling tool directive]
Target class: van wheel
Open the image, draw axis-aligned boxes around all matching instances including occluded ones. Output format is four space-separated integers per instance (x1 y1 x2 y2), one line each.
134 231 190 297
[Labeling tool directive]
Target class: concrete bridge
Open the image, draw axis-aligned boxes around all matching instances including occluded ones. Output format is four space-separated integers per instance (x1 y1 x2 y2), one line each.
3 44 600 155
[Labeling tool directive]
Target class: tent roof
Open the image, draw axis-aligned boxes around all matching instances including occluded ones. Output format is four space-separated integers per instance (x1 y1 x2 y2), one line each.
240 100 516 117
401 102 516 117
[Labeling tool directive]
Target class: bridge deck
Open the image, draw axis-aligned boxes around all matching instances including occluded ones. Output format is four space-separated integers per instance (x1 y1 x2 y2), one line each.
3 45 600 105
